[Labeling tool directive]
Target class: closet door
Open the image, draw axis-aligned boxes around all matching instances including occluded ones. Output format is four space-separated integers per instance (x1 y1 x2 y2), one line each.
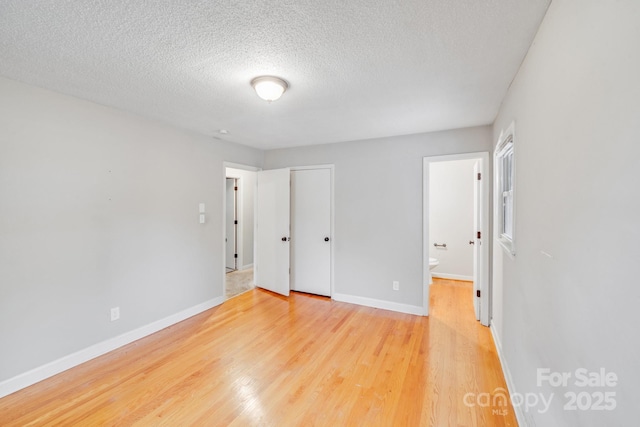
255 168 290 296
290 168 331 296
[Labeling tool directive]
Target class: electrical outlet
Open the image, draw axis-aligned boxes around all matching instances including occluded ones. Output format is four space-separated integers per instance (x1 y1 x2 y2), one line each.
392 281 399 291
110 307 120 321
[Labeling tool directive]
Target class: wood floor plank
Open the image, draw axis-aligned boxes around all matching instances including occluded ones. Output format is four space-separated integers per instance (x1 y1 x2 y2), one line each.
0 279 517 426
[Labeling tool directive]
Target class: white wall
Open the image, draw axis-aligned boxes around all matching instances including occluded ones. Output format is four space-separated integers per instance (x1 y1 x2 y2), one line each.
225 167 256 269
491 1 640 425
265 127 492 312
429 159 475 280
0 77 263 386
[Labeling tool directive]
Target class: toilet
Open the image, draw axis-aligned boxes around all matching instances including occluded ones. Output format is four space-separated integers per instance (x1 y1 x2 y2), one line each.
428 257 439 284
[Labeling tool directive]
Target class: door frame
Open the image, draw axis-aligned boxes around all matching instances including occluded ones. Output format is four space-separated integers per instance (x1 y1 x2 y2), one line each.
222 162 260 298
422 152 491 325
290 164 335 297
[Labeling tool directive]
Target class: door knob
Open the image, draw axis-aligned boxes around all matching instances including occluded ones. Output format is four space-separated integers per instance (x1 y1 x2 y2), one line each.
324 237 330 242
469 240 475 245
282 237 288 242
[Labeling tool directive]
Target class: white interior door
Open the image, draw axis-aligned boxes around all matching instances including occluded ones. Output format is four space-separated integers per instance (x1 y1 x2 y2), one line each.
255 168 290 296
473 161 481 321
291 168 331 296
225 178 236 270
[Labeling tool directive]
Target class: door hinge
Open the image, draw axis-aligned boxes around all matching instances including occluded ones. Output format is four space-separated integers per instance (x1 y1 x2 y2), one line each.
476 290 481 298
234 220 238 225
477 173 481 180
477 231 481 239
234 186 238 191
234 254 238 258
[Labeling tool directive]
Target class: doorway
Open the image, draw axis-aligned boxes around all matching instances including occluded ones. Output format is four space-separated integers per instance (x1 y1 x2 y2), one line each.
423 153 490 325
223 164 258 299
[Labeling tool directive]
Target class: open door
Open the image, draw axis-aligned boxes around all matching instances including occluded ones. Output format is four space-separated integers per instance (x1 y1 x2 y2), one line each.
473 159 491 326
255 168 290 296
473 161 481 320
225 178 237 271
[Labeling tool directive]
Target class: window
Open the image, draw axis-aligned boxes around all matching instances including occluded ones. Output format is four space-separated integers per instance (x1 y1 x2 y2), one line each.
495 122 515 256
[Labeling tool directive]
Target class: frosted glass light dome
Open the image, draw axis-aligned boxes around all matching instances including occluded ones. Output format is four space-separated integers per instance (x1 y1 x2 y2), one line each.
251 76 288 102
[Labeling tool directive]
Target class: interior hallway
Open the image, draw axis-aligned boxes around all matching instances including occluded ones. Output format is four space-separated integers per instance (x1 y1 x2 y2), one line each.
225 268 255 299
0 278 515 426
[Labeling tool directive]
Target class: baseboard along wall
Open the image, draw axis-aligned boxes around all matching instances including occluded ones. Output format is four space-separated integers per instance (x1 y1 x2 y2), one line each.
0 296 225 398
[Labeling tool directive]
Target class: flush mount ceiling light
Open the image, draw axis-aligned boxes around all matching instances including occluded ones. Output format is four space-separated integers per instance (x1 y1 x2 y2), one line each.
251 76 288 102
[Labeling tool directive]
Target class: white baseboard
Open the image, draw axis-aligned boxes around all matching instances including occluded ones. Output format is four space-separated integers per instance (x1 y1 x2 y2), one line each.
0 296 225 399
431 272 473 281
332 293 423 316
490 324 526 426
239 263 253 271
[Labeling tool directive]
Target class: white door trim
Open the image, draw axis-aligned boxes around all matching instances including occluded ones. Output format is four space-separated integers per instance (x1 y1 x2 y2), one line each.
422 152 491 326
289 164 335 298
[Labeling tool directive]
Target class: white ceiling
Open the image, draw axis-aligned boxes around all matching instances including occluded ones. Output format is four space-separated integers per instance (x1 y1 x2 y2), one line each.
0 0 550 150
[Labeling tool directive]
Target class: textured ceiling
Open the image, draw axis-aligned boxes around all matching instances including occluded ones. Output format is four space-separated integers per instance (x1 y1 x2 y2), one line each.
0 0 550 149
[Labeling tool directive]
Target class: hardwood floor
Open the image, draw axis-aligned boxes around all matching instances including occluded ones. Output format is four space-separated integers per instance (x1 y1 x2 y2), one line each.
0 279 516 426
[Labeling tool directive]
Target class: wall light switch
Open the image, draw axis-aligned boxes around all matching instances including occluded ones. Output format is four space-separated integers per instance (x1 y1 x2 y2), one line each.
199 203 205 213
199 214 205 224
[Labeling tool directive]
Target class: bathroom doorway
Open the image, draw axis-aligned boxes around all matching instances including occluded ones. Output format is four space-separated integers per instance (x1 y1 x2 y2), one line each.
223 163 258 299
423 153 490 325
